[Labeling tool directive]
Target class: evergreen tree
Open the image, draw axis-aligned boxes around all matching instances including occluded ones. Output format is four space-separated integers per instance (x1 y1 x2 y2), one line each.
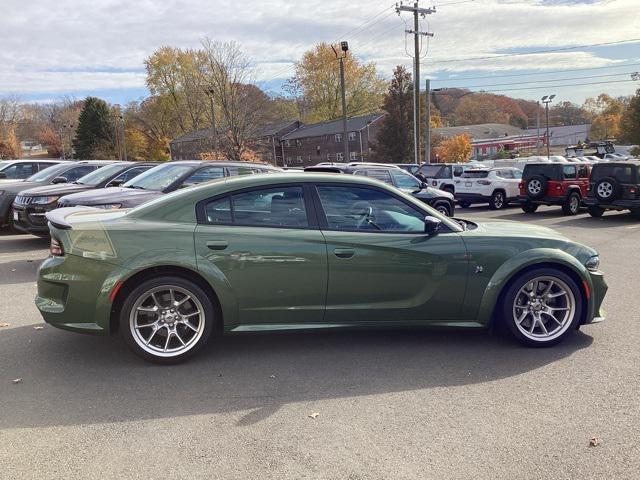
620 89 640 146
374 66 413 162
72 97 114 159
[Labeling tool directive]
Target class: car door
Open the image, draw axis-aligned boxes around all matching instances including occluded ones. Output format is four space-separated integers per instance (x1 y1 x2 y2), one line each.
313 183 468 324
577 165 590 196
194 184 328 326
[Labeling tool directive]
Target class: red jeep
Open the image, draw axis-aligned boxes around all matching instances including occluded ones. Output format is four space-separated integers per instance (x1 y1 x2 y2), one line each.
519 163 591 215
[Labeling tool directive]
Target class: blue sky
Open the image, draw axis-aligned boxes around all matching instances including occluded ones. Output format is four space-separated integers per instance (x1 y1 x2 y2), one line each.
2 0 639 106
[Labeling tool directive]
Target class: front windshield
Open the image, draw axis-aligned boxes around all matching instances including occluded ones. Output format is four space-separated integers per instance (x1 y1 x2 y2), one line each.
76 163 125 186
123 163 194 191
25 163 70 182
0 161 11 171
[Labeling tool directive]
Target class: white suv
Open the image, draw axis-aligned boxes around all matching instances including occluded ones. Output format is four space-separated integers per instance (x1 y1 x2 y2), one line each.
416 163 484 195
454 167 522 210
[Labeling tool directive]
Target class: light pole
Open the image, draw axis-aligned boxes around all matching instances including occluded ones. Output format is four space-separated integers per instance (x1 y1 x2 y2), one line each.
119 115 127 161
541 95 555 160
333 41 349 163
206 87 218 158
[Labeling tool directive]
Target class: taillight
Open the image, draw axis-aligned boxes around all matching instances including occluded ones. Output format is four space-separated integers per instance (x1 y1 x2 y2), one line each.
518 181 524 189
432 181 437 186
50 237 64 256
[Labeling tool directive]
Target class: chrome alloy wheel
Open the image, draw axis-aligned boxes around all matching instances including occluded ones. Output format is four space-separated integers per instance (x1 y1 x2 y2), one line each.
569 194 580 212
597 181 613 199
493 192 504 209
512 276 576 342
129 285 205 357
527 180 542 195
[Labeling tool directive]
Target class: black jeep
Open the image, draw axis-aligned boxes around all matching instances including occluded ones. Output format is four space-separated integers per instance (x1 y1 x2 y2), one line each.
583 161 640 218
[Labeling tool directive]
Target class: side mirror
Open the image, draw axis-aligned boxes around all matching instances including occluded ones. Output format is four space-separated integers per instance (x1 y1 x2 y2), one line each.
108 179 124 187
0 172 6 179
424 216 442 236
52 176 68 184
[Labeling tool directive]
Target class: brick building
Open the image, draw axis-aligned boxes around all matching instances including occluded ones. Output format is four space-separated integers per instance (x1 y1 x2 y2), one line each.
169 120 300 163
279 113 384 167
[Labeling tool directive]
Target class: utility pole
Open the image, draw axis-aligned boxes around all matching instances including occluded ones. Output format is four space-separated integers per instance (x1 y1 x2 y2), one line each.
333 42 350 163
119 115 127 162
425 78 431 164
206 88 218 158
536 102 541 156
541 95 555 159
397 1 435 165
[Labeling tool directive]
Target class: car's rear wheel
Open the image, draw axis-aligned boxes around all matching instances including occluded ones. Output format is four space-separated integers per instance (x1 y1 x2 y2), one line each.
521 202 538 213
561 192 581 215
120 276 215 364
501 268 582 347
588 206 605 217
525 176 547 200
489 191 506 210
594 177 620 202
433 201 451 217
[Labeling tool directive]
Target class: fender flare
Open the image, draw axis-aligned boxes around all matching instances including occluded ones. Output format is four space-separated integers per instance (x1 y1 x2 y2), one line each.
94 248 239 333
476 248 592 326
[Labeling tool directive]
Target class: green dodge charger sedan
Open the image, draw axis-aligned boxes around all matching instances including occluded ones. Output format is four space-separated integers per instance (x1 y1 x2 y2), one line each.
36 173 607 363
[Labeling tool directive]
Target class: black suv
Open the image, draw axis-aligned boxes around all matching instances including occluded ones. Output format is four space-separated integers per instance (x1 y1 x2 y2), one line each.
583 161 640 218
519 163 591 216
305 164 455 216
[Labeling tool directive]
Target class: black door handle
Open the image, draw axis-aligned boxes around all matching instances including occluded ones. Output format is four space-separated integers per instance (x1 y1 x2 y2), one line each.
206 240 228 251
333 248 355 259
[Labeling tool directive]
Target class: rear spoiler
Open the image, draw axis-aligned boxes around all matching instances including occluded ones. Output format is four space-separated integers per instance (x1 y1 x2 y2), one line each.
45 206 99 230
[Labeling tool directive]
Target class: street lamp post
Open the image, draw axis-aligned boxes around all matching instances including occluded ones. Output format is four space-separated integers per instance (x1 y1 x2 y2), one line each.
118 115 127 161
541 95 555 160
206 87 218 159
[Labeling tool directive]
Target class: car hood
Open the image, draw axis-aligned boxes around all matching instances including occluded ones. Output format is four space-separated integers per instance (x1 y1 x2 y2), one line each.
0 180 45 193
412 186 453 200
16 183 92 197
58 187 163 207
466 219 569 241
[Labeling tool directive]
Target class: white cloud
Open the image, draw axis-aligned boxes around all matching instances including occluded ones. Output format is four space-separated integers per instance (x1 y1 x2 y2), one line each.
0 0 638 101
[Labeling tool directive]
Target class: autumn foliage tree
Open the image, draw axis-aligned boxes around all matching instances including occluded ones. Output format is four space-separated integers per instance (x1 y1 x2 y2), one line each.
583 93 626 140
434 134 472 163
619 89 640 146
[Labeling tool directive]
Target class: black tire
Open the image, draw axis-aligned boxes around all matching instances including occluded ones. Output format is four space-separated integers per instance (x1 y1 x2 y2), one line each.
433 201 452 217
521 202 538 214
630 208 640 220
588 206 605 218
594 177 620 202
501 267 583 348
458 201 471 209
119 275 216 364
489 190 506 210
561 191 581 216
525 175 547 200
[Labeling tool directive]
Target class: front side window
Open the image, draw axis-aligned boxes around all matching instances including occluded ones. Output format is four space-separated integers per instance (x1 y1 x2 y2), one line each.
63 165 96 182
355 169 393 185
317 185 425 233
391 170 422 190
204 186 308 228
563 165 577 179
112 166 152 184
181 166 226 188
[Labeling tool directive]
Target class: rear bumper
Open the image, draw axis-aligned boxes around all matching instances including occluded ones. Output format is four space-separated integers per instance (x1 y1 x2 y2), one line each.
583 197 640 210
518 195 566 206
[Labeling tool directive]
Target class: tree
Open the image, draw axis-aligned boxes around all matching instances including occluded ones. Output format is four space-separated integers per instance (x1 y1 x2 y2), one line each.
0 96 22 159
620 89 640 145
452 93 527 127
37 127 63 158
583 93 626 140
374 66 412 162
550 101 590 126
72 97 116 159
434 134 472 163
291 43 386 123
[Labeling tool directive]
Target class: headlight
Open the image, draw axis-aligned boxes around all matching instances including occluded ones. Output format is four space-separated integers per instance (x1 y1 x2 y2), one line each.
31 196 60 205
585 255 600 272
94 203 122 210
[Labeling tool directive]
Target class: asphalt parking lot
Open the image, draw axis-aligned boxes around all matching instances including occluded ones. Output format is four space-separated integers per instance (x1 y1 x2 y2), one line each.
1 205 639 479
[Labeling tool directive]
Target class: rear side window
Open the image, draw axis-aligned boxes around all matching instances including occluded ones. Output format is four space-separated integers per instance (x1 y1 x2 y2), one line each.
183 166 226 187
112 166 152 184
523 165 561 180
418 165 444 178
563 165 577 180
63 165 96 181
204 186 309 228
453 166 464 177
577 166 589 178
354 169 393 185
461 171 489 178
592 165 636 183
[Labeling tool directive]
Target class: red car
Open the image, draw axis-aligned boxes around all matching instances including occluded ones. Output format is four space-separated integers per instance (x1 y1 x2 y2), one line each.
519 163 591 215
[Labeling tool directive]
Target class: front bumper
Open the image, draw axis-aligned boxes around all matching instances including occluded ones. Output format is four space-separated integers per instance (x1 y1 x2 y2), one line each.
12 203 55 235
585 270 608 324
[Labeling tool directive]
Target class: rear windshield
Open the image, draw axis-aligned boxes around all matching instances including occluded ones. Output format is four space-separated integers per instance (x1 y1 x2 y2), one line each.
523 164 561 180
461 171 489 178
592 164 637 183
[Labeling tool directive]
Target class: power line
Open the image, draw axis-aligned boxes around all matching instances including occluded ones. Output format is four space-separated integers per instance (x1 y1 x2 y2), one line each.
437 71 638 90
465 78 637 94
427 38 640 65
431 61 640 83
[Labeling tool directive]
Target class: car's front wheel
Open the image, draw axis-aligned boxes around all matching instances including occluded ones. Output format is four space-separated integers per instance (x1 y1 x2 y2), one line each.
120 276 215 364
562 192 581 216
501 268 582 347
433 201 452 217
